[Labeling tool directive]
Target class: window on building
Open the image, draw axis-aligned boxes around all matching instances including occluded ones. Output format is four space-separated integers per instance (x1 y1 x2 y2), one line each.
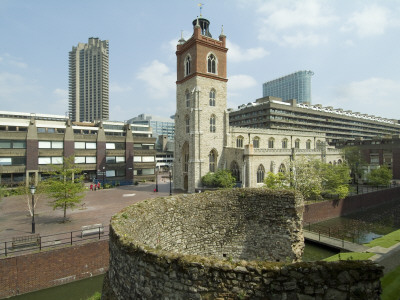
282 138 288 149
39 141 63 149
236 136 244 148
278 163 286 173
182 143 189 173
185 116 190 133
210 115 216 133
185 55 191 76
74 142 96 149
38 157 63 165
186 90 190 108
268 138 274 149
209 150 216 172
253 137 260 148
230 161 240 181
209 89 216 106
207 54 216 74
306 139 311 150
0 157 26 166
257 165 265 183
0 140 26 149
295 139 300 149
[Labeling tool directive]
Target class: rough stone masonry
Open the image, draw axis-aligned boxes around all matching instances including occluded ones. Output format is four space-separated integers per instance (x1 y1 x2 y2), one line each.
102 188 382 299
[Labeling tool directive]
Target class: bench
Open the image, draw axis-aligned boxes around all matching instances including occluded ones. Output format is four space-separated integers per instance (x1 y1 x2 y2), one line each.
81 224 104 237
12 234 41 249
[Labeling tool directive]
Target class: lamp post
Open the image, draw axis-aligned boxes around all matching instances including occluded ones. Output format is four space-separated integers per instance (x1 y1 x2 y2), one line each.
30 185 36 234
155 168 158 192
169 168 172 196
102 166 105 187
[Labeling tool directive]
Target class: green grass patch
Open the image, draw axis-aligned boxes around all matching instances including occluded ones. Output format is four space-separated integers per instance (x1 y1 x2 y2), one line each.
381 265 400 300
323 252 375 262
86 291 101 300
363 229 400 248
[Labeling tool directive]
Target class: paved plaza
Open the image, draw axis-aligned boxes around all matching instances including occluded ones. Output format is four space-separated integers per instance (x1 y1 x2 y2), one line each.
0 175 174 242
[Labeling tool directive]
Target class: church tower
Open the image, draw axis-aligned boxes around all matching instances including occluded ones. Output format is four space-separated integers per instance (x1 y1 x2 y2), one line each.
174 17 228 193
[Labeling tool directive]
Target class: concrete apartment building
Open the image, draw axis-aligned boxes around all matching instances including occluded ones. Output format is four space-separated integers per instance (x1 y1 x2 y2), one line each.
69 37 109 122
229 97 400 143
262 70 314 104
0 111 156 186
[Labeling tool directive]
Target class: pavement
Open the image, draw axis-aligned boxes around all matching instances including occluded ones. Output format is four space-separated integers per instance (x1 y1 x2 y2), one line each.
0 174 176 242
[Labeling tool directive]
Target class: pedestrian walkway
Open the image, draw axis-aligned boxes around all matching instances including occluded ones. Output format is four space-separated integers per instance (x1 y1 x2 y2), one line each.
304 230 369 252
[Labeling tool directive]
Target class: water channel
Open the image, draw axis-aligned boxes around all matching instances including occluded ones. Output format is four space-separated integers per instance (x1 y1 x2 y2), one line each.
10 200 400 299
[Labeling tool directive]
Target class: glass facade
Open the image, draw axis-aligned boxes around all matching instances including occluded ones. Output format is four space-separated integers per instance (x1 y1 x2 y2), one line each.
262 70 314 104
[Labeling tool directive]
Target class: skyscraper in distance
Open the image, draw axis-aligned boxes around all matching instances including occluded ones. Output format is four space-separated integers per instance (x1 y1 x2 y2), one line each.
262 70 314 104
69 37 109 122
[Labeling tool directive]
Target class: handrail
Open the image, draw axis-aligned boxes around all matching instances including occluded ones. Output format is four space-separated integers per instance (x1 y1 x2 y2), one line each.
0 227 110 259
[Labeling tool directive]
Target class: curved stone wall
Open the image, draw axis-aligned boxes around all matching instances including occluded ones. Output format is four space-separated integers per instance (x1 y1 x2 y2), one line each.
102 188 382 299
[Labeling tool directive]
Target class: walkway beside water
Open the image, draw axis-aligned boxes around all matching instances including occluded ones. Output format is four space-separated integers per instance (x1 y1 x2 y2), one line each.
303 230 369 252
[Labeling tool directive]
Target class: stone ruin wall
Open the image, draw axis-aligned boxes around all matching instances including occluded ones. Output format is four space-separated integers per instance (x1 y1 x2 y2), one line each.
102 188 383 299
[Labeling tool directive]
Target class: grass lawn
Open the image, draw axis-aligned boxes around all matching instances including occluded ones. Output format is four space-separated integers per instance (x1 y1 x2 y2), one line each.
364 229 400 248
323 252 375 262
381 265 400 300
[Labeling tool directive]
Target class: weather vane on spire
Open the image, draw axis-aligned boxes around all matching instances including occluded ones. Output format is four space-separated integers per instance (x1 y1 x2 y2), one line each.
198 3 204 17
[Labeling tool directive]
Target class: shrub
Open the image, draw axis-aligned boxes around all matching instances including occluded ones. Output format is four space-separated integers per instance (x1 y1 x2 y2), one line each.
201 170 235 188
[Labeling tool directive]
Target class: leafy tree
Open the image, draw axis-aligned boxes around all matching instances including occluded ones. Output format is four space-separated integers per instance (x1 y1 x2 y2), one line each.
321 163 351 199
367 165 392 186
201 169 236 188
290 157 323 200
43 156 85 222
343 146 365 183
264 171 288 189
20 182 47 217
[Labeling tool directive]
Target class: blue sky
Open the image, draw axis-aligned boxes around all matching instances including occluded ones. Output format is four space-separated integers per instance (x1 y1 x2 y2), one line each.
1 0 399 121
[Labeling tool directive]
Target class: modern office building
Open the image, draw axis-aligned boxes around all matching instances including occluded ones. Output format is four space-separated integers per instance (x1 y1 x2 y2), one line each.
69 37 109 122
262 70 314 104
0 111 156 186
228 97 400 143
127 114 175 140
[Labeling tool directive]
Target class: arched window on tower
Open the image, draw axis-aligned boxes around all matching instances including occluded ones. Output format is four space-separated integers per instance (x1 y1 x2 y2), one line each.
257 164 265 183
185 90 190 108
306 139 311 150
185 115 190 133
210 115 216 133
268 138 274 149
182 143 189 173
231 161 240 182
207 54 216 74
282 138 288 149
209 89 216 106
209 149 217 172
185 55 191 76
295 139 300 149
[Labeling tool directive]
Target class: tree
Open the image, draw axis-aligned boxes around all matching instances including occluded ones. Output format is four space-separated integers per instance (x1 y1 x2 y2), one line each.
366 165 392 186
321 163 351 199
264 171 288 189
201 169 236 188
43 156 85 222
343 146 365 183
20 182 47 218
290 157 323 200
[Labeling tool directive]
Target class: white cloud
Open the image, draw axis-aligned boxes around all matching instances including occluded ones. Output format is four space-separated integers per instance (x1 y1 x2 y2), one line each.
226 40 269 63
0 53 28 68
136 60 175 99
256 0 337 47
332 77 400 119
228 74 257 91
110 82 132 93
341 5 392 38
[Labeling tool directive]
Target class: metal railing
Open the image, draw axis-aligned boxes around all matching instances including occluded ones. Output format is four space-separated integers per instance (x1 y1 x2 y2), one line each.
303 222 362 244
0 227 110 259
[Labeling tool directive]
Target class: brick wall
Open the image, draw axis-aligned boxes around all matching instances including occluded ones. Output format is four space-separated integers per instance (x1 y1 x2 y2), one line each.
304 186 400 224
0 240 109 299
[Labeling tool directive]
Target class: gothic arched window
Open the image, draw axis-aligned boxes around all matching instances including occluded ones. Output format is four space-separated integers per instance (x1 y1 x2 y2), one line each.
306 139 311 150
236 136 244 148
295 139 300 149
282 138 288 149
268 138 274 149
207 54 216 74
182 143 189 173
231 161 240 181
209 149 217 172
185 55 191 76
209 89 216 106
278 163 286 174
253 137 260 148
210 115 216 133
257 164 265 183
185 90 190 108
185 115 190 133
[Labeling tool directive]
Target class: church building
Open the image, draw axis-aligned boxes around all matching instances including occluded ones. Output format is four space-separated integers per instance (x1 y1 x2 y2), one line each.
174 17 342 193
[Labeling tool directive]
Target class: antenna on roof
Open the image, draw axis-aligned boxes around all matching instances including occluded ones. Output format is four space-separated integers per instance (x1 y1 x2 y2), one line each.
198 3 204 17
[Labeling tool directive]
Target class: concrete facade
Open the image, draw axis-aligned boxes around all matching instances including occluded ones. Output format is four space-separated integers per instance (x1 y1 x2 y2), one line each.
174 17 342 193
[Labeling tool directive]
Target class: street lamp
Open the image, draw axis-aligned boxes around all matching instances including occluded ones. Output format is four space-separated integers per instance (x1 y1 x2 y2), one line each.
102 166 105 188
30 185 36 234
169 169 172 196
